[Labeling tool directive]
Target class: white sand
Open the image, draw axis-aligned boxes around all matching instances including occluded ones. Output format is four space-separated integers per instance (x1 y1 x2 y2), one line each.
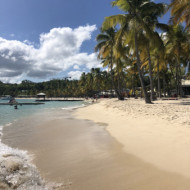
75 98 190 178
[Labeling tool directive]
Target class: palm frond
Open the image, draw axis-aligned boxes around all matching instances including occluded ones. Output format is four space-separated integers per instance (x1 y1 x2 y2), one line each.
96 34 109 42
102 15 126 30
112 0 130 12
94 41 106 52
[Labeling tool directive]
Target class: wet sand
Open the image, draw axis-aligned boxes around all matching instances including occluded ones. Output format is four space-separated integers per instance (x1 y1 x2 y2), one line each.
2 108 190 190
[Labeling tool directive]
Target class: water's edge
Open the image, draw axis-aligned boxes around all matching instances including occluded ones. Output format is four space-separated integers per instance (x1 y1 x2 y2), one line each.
0 100 86 190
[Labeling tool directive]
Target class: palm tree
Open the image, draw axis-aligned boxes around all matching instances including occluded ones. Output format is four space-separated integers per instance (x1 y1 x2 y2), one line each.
91 68 102 93
95 28 124 100
138 30 166 100
79 72 87 96
170 0 190 30
102 0 166 103
165 24 189 96
151 49 167 98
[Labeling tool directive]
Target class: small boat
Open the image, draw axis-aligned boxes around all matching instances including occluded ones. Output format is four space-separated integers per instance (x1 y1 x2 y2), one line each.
0 95 12 100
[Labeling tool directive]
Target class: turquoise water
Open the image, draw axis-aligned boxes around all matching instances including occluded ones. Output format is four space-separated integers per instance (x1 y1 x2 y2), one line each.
0 99 84 126
0 99 85 189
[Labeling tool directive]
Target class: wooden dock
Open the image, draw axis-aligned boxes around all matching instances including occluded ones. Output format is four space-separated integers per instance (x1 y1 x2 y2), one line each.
0 102 45 105
36 98 84 102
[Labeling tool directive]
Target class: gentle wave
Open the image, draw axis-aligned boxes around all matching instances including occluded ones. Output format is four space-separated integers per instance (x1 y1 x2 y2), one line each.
0 100 82 189
5 122 13 127
0 125 3 142
61 104 86 110
0 123 12 142
0 123 48 189
0 143 50 189
0 124 63 189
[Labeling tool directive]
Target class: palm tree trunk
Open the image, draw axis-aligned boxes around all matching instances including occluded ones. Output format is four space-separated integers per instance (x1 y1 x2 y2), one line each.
132 75 135 97
135 32 151 104
177 49 182 97
117 71 120 91
163 73 166 97
157 59 161 98
175 47 182 97
147 44 154 101
175 61 179 96
179 66 183 97
110 49 124 100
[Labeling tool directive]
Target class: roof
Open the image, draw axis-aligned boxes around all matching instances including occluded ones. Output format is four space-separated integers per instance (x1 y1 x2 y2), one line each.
182 80 190 86
37 93 46 96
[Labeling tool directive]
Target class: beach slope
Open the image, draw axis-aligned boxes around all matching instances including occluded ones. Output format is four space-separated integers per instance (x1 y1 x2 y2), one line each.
75 98 190 180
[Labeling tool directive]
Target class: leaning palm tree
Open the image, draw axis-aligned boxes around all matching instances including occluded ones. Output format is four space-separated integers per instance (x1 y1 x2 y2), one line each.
138 30 166 100
170 0 190 30
102 0 166 103
95 28 124 100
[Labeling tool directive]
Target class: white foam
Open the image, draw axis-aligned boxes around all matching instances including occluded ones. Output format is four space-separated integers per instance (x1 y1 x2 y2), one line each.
5 122 12 127
0 124 63 189
0 125 3 131
61 104 86 110
0 125 3 142
0 142 52 189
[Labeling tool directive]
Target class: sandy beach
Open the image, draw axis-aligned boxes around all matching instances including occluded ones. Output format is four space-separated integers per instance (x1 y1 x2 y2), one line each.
2 98 190 189
75 98 190 186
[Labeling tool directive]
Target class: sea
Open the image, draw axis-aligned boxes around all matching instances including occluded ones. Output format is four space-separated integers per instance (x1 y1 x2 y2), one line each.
0 98 85 189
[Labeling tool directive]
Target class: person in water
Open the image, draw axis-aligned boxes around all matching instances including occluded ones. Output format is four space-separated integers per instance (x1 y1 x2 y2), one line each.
9 96 17 104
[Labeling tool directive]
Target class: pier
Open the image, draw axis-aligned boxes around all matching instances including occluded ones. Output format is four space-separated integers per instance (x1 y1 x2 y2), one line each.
36 99 84 102
36 98 84 102
36 93 84 102
0 102 45 105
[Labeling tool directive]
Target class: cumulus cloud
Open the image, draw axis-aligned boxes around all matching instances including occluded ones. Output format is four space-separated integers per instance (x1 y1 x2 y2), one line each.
0 25 101 83
68 70 83 80
73 65 80 70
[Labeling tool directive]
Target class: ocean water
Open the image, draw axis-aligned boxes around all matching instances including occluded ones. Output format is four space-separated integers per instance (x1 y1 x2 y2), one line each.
0 99 85 190
0 98 85 126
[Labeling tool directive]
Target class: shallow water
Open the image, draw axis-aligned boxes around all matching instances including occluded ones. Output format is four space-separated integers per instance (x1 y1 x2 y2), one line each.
0 99 85 189
3 108 190 190
0 99 84 126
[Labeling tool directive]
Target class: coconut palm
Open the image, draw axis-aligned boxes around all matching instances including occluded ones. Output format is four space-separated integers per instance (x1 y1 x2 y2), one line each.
95 28 124 100
165 24 190 96
138 30 166 100
102 0 166 103
170 0 190 29
151 49 167 98
91 68 104 93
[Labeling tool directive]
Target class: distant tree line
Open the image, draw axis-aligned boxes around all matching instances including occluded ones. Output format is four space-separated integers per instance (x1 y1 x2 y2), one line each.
0 64 184 99
0 68 126 97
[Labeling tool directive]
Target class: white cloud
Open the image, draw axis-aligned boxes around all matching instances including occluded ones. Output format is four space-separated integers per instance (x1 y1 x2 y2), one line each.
68 70 83 80
0 25 101 83
73 65 80 70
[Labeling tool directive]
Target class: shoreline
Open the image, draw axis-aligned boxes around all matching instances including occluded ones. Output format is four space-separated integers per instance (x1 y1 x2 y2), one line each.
2 99 190 189
75 98 190 179
0 109 65 190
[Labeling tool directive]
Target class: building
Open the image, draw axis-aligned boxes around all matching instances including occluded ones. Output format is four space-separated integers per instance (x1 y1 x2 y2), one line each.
182 80 190 95
36 93 46 100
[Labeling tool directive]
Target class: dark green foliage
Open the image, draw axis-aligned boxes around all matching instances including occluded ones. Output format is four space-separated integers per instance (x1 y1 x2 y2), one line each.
0 68 114 98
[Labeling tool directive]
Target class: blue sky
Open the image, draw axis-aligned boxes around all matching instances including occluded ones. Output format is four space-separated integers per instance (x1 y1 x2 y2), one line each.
0 0 171 83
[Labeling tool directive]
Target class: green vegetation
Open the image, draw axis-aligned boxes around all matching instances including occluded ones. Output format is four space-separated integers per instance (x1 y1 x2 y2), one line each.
95 0 190 103
1 0 190 102
0 69 114 97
